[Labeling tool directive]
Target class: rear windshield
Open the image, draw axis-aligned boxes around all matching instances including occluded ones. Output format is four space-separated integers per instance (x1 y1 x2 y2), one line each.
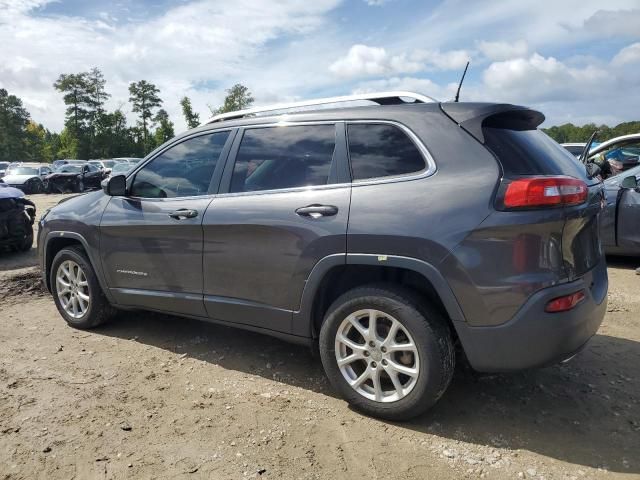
483 128 588 179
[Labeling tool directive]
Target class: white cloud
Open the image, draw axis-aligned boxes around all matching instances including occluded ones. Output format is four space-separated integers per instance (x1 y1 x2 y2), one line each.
481 53 608 103
581 9 640 38
329 45 470 78
612 42 640 66
0 0 342 132
363 0 393 5
476 40 528 61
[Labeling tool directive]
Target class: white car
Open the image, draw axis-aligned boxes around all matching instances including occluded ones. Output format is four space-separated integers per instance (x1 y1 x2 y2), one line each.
0 163 52 194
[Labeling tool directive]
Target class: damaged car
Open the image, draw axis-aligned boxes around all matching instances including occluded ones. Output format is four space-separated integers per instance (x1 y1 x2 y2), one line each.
0 184 36 252
45 163 105 193
0 163 52 194
601 164 640 256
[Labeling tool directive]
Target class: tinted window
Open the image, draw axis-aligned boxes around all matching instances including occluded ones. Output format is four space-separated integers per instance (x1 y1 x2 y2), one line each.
230 125 336 193
484 128 587 178
347 124 426 181
131 132 230 198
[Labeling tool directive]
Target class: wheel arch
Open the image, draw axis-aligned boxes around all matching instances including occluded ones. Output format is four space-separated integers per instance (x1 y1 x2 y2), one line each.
292 253 466 339
43 231 114 302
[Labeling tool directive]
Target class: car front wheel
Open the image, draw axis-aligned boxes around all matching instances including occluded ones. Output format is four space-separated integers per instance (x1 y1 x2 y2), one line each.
50 246 115 329
319 284 455 421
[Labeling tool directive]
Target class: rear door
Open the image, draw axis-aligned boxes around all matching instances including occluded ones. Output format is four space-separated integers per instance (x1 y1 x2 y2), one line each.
202 122 350 333
100 130 234 316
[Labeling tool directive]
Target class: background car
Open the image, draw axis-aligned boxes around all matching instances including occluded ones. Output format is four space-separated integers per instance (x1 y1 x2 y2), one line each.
585 134 640 176
0 163 52 194
108 161 134 177
600 164 640 256
45 163 105 193
0 183 36 252
0 161 9 179
561 142 587 158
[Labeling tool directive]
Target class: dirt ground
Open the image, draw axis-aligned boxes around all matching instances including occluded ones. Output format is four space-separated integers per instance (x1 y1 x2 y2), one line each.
1 194 639 480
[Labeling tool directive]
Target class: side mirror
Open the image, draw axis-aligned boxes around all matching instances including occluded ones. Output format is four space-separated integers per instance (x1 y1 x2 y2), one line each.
103 174 126 196
621 175 638 189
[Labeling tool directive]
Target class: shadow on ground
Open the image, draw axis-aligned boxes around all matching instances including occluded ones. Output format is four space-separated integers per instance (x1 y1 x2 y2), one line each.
94 310 640 474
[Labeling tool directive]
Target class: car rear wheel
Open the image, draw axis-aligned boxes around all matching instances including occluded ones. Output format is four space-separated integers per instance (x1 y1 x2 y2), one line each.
319 284 455 421
50 246 116 329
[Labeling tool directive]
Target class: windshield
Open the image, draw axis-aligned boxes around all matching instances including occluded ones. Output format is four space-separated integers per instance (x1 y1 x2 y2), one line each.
56 165 82 173
112 163 131 173
102 160 115 168
7 167 39 175
0 162 9 169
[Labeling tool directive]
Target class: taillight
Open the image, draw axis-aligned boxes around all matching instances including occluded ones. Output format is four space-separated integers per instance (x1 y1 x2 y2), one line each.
545 290 585 313
502 176 588 209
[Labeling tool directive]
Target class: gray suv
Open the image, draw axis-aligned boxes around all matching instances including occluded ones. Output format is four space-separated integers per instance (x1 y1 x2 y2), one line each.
38 92 608 420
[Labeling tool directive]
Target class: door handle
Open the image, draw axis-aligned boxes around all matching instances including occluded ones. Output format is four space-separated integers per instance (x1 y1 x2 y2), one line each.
295 204 338 218
168 208 199 220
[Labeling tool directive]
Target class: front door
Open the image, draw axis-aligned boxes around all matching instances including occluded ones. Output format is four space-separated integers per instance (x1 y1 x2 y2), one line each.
100 130 234 316
202 123 350 334
617 178 640 251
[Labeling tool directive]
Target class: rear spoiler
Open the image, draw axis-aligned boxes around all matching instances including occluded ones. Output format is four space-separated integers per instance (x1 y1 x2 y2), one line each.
440 103 545 144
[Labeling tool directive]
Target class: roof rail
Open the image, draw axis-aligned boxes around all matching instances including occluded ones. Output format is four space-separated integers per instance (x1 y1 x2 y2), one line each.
205 91 437 124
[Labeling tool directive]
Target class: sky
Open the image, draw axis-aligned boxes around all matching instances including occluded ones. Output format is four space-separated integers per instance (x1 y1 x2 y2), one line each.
1 0 639 133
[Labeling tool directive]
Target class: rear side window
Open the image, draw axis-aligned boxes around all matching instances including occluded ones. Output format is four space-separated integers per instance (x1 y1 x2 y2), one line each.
131 131 230 198
483 128 587 178
229 125 336 193
347 124 426 181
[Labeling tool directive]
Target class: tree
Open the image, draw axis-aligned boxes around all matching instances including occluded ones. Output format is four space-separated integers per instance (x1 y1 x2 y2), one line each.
180 96 200 129
0 88 30 161
53 73 91 135
210 83 254 115
86 67 110 152
128 80 162 154
57 127 79 159
154 109 175 145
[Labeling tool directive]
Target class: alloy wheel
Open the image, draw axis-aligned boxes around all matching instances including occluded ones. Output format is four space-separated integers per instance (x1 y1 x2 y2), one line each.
335 309 420 403
56 260 90 319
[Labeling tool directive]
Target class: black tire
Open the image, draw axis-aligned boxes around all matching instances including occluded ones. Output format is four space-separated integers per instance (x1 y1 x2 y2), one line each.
50 246 116 329
74 178 84 193
319 284 455 421
19 231 33 251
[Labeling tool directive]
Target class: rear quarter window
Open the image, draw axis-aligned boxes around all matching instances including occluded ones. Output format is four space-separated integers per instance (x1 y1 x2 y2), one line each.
347 123 426 181
483 128 588 179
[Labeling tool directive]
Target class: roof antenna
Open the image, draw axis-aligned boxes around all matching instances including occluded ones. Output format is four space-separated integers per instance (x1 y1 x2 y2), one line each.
454 61 470 103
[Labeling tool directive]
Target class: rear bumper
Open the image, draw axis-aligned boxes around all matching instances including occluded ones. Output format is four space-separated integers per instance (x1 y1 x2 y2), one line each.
453 257 608 372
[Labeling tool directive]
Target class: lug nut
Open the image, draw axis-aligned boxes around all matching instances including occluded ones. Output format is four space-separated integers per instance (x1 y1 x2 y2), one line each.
364 351 370 357
380 346 387 353
381 359 388 366
371 362 377 368
369 341 376 347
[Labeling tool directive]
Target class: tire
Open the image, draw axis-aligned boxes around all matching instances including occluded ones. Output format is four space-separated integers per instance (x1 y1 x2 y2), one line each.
19 231 33 251
50 246 116 329
319 284 455 421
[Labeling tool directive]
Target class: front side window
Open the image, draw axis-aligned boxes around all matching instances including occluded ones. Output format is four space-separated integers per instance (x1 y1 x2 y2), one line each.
229 125 336 193
131 131 230 198
347 123 426 181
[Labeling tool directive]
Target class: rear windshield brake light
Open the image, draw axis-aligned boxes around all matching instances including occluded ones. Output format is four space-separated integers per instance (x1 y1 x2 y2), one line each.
501 176 588 209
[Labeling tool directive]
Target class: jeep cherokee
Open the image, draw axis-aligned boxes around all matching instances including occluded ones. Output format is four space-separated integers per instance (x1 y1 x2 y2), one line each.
39 92 607 420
